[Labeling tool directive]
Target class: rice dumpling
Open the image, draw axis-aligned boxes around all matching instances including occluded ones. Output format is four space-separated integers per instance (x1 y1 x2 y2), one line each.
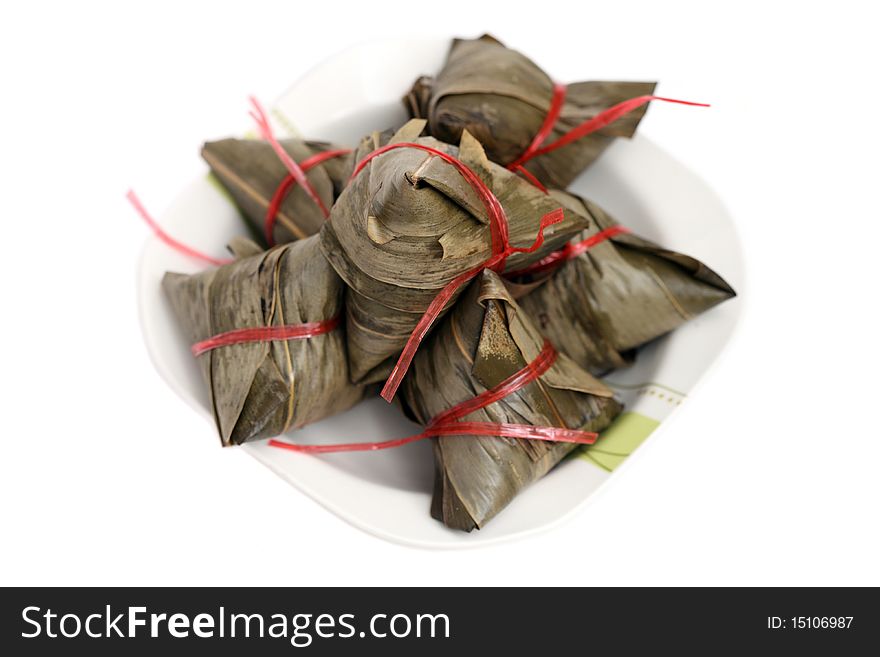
202 138 353 246
162 235 367 446
515 191 736 375
405 35 656 189
320 119 590 385
401 269 623 531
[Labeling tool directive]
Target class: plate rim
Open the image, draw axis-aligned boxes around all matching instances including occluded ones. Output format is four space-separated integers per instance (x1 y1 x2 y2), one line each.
135 37 746 549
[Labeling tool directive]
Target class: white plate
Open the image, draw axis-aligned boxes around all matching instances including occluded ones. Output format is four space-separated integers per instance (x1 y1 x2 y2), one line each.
137 38 744 548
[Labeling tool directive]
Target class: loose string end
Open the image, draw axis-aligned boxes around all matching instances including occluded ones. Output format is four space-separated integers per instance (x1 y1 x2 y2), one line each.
247 96 329 216
126 189 232 267
517 94 711 166
506 208 565 257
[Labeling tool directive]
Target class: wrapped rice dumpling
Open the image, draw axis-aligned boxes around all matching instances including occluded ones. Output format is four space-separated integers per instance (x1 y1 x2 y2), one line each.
202 138 353 245
516 192 736 375
401 270 623 531
320 119 590 384
162 235 367 446
405 35 656 189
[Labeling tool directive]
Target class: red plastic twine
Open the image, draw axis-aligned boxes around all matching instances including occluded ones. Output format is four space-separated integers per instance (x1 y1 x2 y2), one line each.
127 190 234 267
191 317 340 357
264 148 351 245
269 339 598 454
508 90 710 171
348 142 565 402
509 165 548 193
507 225 632 278
500 90 706 270
248 97 330 219
509 82 568 175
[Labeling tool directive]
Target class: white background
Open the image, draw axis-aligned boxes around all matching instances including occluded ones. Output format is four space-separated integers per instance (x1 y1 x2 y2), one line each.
1 1 878 586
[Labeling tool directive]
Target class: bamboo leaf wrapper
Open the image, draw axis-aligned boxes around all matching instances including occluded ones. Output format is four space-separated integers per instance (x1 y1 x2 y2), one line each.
402 270 623 531
163 236 367 445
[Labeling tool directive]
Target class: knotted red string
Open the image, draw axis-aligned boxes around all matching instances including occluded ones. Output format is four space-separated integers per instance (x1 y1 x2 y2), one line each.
508 93 710 170
507 225 632 278
264 148 351 245
269 339 598 454
248 97 330 218
191 317 341 357
127 190 234 266
348 142 564 402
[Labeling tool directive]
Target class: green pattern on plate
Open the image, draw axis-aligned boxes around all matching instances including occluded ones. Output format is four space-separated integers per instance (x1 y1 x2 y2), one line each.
580 412 660 472
205 172 237 205
270 108 301 138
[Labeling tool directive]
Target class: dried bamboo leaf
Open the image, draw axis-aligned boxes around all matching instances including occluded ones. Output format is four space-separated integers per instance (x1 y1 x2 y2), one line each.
320 122 591 383
227 235 265 259
202 138 353 245
404 35 656 188
162 236 367 445
517 192 737 375
402 270 623 531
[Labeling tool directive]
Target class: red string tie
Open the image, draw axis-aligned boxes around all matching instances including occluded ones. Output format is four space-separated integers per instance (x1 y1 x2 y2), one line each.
507 225 632 278
348 142 565 402
507 84 709 177
269 339 599 453
191 316 341 357
264 148 351 246
248 98 330 219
